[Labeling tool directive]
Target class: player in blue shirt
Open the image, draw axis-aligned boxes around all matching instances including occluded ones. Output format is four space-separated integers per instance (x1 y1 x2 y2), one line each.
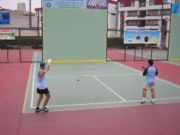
35 61 51 113
141 59 158 104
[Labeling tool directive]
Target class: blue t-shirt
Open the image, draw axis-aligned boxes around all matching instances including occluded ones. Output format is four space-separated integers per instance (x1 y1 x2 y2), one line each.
143 66 158 84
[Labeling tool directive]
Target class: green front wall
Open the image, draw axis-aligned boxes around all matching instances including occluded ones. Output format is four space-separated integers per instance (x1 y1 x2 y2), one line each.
43 8 107 62
169 14 180 61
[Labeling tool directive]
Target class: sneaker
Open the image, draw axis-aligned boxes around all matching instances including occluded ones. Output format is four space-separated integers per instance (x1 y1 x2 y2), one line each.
41 107 49 112
35 107 41 113
140 99 146 104
151 99 155 104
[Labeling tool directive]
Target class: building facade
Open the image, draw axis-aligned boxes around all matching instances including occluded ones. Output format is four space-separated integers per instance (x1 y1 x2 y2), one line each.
108 0 180 48
0 3 39 37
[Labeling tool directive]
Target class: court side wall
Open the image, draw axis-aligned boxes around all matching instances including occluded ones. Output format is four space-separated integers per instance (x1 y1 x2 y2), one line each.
169 14 180 61
43 8 107 63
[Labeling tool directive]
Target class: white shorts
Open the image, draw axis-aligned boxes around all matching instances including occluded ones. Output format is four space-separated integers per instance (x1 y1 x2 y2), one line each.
143 82 155 90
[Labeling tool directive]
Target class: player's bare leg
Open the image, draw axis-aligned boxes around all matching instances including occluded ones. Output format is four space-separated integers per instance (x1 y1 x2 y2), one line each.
150 89 155 104
141 88 147 104
35 94 43 112
41 93 50 112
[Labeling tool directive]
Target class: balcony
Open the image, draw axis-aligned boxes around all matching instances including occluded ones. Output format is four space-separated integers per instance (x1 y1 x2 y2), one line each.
146 23 159 26
162 10 171 16
138 20 146 27
138 11 146 18
127 11 138 18
146 13 161 16
126 20 138 27
126 24 138 26
145 23 160 29
146 20 159 26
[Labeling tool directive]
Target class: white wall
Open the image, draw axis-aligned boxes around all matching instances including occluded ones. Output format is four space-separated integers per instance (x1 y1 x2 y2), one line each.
108 3 118 37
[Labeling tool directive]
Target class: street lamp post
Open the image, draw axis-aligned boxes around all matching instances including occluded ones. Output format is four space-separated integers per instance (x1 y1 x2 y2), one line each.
29 0 32 28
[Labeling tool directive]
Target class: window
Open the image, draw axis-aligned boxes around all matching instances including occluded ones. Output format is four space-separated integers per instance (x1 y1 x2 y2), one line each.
138 20 146 27
127 11 138 17
175 0 180 3
149 0 154 5
162 9 170 15
139 0 146 7
121 12 124 16
162 19 167 25
139 11 146 17
111 13 116 16
126 20 138 26
163 0 168 3
146 20 159 26
147 10 160 16
131 1 135 7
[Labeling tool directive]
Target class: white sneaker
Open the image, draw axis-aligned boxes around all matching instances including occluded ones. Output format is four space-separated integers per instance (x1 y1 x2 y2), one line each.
140 98 146 104
151 99 155 104
41 107 49 112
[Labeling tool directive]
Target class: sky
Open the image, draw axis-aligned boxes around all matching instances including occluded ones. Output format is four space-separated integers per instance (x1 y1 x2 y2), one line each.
0 0 41 11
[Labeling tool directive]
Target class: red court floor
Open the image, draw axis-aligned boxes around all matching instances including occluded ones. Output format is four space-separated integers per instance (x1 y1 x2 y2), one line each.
0 49 180 135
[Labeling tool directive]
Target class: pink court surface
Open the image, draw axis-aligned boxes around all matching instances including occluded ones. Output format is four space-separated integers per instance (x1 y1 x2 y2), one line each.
0 49 180 135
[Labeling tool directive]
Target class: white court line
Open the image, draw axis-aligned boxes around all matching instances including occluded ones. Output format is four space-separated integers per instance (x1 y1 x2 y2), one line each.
31 96 180 109
47 73 139 79
30 52 36 108
112 62 180 89
92 75 127 102
163 61 180 66
30 61 180 109
153 97 180 101
127 97 180 103
43 101 125 108
47 74 91 78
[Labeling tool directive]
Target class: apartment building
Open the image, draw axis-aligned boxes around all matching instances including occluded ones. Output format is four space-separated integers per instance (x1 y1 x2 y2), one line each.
34 7 43 37
108 0 180 48
0 3 39 37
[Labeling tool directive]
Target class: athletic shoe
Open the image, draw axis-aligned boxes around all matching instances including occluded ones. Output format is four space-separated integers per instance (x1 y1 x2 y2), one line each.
41 107 49 112
151 99 155 104
140 99 146 104
35 107 41 113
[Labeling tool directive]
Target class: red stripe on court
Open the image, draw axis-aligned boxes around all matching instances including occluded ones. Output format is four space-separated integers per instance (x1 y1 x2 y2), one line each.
108 48 180 85
0 49 180 135
0 49 33 135
0 63 31 135
19 103 180 135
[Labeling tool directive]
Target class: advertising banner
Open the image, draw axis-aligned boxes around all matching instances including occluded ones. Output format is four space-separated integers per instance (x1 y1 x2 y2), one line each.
0 12 10 24
124 29 161 45
87 0 107 9
0 29 15 40
172 4 180 14
43 0 88 8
